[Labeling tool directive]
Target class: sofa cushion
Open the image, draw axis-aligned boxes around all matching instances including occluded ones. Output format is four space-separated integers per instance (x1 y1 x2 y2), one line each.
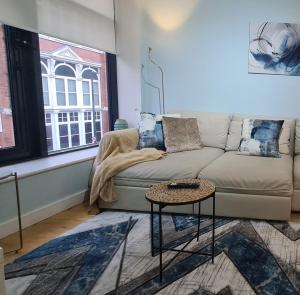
295 120 300 154
226 120 291 155
225 120 243 151
226 114 295 155
293 155 300 190
225 115 292 155
238 119 283 158
115 147 224 187
137 112 165 150
199 151 293 197
179 112 231 149
162 117 202 153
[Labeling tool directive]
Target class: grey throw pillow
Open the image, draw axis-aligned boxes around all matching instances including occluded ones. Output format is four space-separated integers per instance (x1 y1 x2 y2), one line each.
162 117 202 153
238 119 284 157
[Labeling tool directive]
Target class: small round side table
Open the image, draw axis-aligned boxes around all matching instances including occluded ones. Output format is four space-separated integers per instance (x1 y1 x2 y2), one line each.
145 178 216 283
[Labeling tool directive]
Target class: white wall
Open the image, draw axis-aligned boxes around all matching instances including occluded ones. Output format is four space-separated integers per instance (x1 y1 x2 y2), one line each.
0 160 93 238
0 0 37 30
141 0 300 117
0 0 115 53
114 0 300 120
67 0 114 19
115 0 142 128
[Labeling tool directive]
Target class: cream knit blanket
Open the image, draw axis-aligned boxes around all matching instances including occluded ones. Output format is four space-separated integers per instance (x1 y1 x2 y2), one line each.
90 128 165 205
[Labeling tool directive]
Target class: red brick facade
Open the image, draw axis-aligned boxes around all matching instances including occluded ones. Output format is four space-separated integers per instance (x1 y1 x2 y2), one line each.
0 26 15 149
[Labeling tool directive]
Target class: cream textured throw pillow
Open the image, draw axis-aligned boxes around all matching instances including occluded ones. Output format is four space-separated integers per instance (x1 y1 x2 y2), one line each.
162 117 202 153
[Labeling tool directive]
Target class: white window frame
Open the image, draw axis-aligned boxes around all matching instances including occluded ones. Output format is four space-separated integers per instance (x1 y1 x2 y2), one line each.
41 57 106 153
55 111 81 150
44 112 55 151
42 75 50 106
94 110 102 142
55 76 78 108
83 111 95 145
81 78 101 107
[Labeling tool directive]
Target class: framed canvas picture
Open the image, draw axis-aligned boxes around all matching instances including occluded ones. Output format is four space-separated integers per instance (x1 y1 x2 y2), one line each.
249 22 300 76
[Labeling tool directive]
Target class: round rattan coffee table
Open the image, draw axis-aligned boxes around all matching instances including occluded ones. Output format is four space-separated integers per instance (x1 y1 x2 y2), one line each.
145 178 216 283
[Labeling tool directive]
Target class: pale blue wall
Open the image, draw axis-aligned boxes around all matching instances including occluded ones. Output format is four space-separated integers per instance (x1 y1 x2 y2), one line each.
0 160 92 224
141 0 300 117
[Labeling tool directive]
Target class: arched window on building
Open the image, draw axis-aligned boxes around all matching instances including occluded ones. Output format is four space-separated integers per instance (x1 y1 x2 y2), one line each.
82 68 102 143
82 68 100 106
54 63 77 106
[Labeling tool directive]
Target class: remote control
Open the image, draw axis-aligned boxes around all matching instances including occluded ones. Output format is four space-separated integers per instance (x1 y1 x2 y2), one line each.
167 182 200 189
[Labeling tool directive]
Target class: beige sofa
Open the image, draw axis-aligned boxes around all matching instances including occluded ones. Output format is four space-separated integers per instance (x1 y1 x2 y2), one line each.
99 112 300 220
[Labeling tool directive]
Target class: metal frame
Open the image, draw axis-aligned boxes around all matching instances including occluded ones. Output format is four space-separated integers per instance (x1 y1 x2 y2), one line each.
0 172 23 254
148 192 215 283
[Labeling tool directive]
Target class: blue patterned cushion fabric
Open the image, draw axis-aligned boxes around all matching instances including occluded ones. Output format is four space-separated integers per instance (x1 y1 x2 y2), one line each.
138 112 165 150
238 119 284 157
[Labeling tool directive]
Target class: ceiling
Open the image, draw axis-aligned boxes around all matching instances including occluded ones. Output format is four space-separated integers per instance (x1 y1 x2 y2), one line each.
67 0 114 19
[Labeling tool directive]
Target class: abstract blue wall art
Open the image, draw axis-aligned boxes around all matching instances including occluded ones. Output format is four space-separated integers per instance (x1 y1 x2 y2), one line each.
249 22 300 76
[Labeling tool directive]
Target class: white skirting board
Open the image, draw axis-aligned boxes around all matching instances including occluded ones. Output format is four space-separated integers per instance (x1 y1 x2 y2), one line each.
0 190 87 239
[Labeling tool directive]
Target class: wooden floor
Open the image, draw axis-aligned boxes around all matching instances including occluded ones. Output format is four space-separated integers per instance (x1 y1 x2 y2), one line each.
0 202 93 264
1 203 300 264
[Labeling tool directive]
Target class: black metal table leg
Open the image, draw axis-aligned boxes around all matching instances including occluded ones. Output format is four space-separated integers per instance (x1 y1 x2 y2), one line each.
197 201 201 242
14 172 23 251
212 192 215 263
158 204 163 283
150 202 154 257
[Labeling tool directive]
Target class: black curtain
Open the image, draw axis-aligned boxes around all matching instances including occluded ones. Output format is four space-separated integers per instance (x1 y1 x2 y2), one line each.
106 53 119 131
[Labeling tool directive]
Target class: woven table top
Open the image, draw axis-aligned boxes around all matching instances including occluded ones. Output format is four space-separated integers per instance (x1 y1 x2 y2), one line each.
145 179 215 205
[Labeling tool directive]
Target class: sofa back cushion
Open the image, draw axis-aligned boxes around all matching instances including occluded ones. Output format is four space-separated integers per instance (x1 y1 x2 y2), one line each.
179 112 231 149
226 114 295 155
295 120 300 154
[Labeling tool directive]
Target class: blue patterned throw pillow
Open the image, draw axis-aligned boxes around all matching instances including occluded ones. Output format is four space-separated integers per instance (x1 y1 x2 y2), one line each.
238 119 284 157
138 112 165 150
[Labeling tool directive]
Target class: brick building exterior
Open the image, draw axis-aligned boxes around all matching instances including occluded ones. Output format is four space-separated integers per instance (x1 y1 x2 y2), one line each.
39 35 109 152
0 31 109 151
0 26 14 149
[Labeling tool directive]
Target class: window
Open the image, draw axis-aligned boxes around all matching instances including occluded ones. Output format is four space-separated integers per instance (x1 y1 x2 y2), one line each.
39 36 111 154
95 111 102 142
84 111 93 144
0 24 117 166
55 64 77 107
82 68 100 106
56 112 81 149
42 77 50 106
0 25 15 150
82 80 91 106
45 113 53 151
93 81 100 106
55 78 66 106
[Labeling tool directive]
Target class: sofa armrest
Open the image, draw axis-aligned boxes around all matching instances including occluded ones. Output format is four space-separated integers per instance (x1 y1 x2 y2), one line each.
0 247 5 295
101 128 139 149
88 128 139 187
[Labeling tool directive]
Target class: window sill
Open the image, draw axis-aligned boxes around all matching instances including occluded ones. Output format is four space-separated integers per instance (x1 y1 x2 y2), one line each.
0 147 98 183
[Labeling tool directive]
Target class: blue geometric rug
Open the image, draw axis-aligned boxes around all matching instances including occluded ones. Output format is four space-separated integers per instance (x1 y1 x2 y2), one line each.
4 211 300 295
